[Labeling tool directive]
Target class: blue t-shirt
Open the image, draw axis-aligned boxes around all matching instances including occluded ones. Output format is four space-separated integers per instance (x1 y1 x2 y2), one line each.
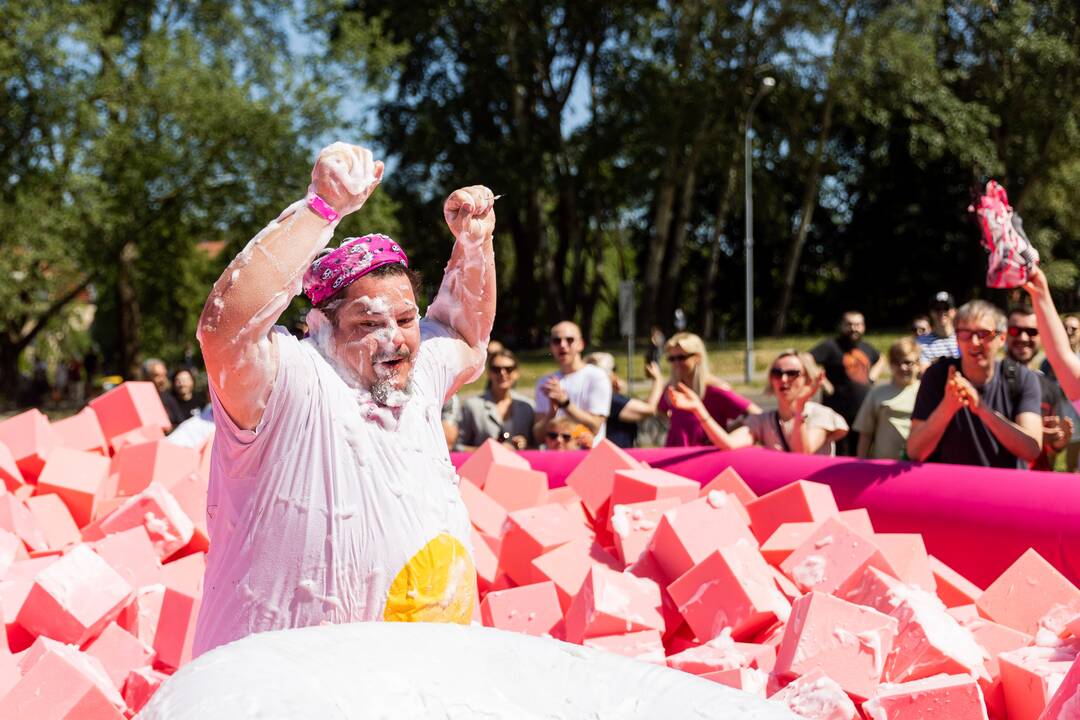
911 357 1041 468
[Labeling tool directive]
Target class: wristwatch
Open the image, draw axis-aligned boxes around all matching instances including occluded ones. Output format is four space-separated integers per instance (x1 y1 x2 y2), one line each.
558 397 570 409
307 194 340 223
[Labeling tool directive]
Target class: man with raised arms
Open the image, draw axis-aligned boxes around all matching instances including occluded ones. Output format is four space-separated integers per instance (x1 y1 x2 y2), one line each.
192 142 495 656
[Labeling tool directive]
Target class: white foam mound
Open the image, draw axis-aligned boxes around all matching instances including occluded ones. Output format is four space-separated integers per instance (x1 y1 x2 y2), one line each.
139 622 801 719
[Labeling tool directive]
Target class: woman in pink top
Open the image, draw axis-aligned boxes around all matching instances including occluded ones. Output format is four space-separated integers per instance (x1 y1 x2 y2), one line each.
658 332 761 446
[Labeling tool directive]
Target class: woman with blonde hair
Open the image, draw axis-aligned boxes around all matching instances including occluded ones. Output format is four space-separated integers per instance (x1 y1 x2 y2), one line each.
658 332 761 446
668 349 847 455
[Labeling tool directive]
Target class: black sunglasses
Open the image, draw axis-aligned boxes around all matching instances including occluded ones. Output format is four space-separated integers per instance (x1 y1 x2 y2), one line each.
1006 326 1039 338
667 354 694 363
769 368 802 380
546 431 573 442
490 365 517 374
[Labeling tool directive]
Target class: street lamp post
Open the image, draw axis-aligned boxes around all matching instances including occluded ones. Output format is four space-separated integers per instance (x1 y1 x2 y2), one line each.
744 76 775 385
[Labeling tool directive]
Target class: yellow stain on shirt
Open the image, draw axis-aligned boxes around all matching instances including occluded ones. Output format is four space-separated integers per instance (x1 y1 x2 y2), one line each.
384 533 476 624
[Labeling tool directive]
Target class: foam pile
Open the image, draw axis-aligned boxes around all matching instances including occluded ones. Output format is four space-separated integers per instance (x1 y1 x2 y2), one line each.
460 439 1080 720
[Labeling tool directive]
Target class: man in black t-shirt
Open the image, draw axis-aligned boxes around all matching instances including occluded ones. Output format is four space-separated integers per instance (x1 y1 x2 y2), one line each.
1004 307 1073 470
811 311 886 456
908 300 1042 468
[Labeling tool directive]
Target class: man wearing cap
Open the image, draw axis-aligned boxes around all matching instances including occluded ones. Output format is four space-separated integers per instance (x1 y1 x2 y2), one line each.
917 292 960 370
192 142 495 656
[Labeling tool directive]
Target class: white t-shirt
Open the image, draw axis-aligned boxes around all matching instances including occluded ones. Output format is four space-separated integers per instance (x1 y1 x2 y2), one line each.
534 364 613 444
193 321 480 658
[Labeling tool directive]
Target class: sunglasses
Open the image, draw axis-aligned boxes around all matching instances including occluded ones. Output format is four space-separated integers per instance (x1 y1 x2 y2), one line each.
955 328 998 342
490 365 517 374
546 432 573 442
549 337 577 346
769 368 803 380
667 354 694 363
1006 326 1039 338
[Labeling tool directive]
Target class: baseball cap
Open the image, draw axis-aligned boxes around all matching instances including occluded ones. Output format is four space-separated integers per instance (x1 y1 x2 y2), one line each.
930 291 955 310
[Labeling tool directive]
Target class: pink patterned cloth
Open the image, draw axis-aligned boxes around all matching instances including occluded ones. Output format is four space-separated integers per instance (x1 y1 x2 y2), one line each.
971 180 1039 289
302 234 409 305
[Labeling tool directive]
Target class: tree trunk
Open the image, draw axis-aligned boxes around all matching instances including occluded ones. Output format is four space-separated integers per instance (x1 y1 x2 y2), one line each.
116 240 142 380
772 0 854 336
0 341 21 408
701 150 741 340
641 150 680 333
660 128 704 327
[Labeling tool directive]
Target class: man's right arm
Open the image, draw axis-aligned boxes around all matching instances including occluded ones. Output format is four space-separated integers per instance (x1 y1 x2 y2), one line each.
197 144 383 430
906 365 960 462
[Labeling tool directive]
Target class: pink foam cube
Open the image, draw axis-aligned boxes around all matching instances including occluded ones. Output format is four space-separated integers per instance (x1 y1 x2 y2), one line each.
956 614 1032 719
24 493 81 550
117 585 165 647
863 673 988 720
479 581 562 636
153 552 205 670
0 651 17 700
458 479 509 537
699 667 768 697
648 496 758 583
0 494 51 554
698 466 757 506
624 550 684 640
775 591 899 700
746 480 839 543
583 629 665 665
0 409 57 482
123 666 169 715
456 438 531 488
108 425 165 454
112 440 199 498
92 526 163 590
611 468 699 509
668 541 791 642
769 564 802 602
483 464 549 512
565 439 643 518
929 555 983 608
15 544 133 646
977 548 1080 636
837 508 875 537
35 448 111 527
609 496 681 567
164 472 209 555
843 566 903 615
665 633 775 674
498 503 585 586
780 516 891 596
82 482 194 560
563 564 663 644
998 644 1078 720
772 667 859 720
89 381 171 442
761 521 817 566
530 537 621 611
51 408 108 456
472 529 500 594
1040 653 1080 720
85 622 156 690
882 585 988 683
0 441 26 493
874 533 936 593
0 639 125 719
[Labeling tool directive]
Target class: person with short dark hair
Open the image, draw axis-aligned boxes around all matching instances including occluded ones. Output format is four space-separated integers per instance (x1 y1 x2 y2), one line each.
908 300 1042 467
918 292 960 368
458 349 535 450
532 322 611 446
810 311 886 456
1004 307 1073 470
193 142 496 656
162 368 206 427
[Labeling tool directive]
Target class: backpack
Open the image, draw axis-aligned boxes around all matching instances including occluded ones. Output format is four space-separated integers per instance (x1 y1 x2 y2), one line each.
970 180 1039 289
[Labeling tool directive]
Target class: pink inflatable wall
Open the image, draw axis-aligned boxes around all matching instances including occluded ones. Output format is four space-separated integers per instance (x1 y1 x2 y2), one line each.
451 446 1080 589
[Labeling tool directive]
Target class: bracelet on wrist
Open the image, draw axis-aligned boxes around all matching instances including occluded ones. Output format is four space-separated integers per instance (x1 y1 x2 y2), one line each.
558 397 570 409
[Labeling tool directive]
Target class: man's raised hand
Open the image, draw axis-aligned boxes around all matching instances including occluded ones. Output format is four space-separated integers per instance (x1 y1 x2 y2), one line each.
308 143 384 218
444 186 495 240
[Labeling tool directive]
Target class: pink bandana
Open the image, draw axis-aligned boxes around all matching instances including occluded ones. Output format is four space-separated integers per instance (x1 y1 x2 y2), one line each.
302 234 409 306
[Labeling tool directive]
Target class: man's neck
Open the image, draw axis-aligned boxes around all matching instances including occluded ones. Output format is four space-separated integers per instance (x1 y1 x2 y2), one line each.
933 320 954 337
559 357 585 374
961 357 993 385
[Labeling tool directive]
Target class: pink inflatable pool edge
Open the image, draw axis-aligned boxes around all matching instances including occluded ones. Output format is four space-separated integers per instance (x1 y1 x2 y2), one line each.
450 446 1080 589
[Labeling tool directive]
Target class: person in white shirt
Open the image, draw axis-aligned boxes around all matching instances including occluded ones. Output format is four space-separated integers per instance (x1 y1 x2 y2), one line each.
532 321 612 447
193 142 495 657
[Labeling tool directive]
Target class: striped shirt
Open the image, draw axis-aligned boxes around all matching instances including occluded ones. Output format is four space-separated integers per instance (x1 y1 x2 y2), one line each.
917 333 959 364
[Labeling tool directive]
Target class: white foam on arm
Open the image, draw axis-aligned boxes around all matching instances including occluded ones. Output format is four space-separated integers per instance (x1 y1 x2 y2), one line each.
197 200 336 431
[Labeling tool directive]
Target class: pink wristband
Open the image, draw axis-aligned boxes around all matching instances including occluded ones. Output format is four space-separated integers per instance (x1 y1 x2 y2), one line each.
307 194 340 223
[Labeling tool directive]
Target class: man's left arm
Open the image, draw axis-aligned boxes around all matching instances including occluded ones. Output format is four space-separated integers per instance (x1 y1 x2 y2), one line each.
868 346 887 383
425 186 497 389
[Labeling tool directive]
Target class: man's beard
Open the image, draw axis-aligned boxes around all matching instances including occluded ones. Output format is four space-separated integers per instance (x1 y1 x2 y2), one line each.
370 347 414 407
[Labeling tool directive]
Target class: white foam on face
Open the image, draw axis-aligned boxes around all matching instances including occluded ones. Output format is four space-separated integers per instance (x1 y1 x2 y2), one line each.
141 623 803 720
